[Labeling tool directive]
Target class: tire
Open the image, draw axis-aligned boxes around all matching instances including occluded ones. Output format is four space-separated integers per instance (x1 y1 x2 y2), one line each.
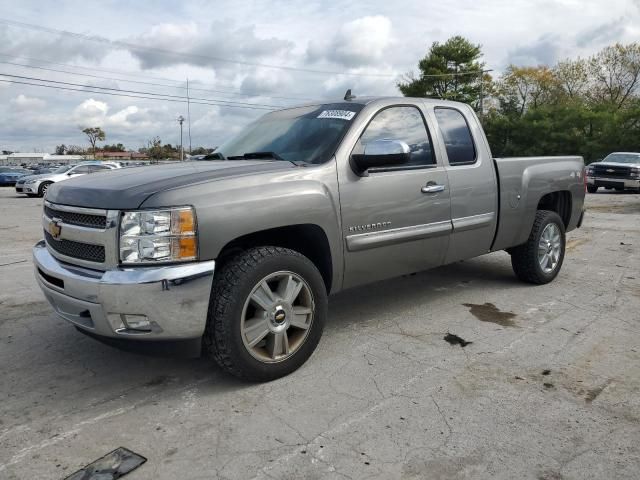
510 210 566 285
586 185 598 193
38 181 53 197
203 246 327 382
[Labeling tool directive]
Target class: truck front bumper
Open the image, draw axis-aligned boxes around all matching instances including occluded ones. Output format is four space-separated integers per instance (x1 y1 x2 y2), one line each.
33 240 215 341
587 176 640 189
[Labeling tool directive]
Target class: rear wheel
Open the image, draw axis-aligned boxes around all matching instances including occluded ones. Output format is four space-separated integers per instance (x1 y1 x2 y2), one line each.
38 181 53 197
203 246 327 381
511 210 566 285
586 184 598 193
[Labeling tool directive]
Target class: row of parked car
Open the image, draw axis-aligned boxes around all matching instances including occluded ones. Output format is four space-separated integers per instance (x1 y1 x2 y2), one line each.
4 161 122 197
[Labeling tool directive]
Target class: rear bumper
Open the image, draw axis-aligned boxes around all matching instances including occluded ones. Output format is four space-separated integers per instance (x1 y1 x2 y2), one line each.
587 176 640 189
33 241 215 340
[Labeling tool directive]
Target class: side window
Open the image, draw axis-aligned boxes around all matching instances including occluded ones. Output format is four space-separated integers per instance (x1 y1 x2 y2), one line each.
89 165 110 172
434 108 476 165
357 106 435 168
71 165 90 174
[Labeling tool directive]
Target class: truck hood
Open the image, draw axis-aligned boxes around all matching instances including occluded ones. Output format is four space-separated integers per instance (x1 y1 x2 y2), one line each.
593 161 640 168
46 160 296 209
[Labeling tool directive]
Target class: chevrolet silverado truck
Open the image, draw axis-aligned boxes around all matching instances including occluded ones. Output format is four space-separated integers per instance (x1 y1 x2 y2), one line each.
586 152 640 193
33 96 586 381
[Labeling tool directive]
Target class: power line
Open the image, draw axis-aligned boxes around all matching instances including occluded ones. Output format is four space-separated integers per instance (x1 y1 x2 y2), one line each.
0 18 397 78
0 73 283 108
0 78 276 110
0 57 317 102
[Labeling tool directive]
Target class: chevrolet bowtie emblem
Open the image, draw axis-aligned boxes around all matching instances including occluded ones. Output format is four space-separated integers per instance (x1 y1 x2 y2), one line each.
48 218 62 240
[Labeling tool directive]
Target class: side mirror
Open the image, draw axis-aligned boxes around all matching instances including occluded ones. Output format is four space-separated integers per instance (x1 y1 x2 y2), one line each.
350 139 410 174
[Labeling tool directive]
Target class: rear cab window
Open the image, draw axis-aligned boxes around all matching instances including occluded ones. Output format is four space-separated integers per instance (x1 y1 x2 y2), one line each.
434 108 476 166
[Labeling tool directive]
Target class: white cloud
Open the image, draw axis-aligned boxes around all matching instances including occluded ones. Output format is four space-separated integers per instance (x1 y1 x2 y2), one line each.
1 0 639 152
11 94 46 109
127 21 294 71
307 15 394 67
72 98 109 126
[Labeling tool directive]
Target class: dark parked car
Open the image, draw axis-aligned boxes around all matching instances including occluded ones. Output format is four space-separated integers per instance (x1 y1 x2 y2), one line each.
0 167 31 186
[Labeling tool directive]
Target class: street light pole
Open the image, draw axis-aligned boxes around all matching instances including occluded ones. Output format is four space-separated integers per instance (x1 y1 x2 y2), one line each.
177 115 185 161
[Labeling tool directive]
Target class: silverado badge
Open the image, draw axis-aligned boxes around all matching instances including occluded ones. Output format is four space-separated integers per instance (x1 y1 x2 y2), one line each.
48 218 62 240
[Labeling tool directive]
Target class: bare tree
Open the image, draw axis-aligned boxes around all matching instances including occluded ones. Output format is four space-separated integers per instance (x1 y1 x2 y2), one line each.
554 58 589 99
588 43 640 109
82 127 106 158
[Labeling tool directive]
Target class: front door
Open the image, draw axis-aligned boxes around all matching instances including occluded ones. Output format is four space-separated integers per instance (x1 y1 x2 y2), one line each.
338 104 452 289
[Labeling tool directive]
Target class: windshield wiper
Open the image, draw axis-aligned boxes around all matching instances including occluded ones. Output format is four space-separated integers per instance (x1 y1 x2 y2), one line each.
227 151 284 160
226 151 307 167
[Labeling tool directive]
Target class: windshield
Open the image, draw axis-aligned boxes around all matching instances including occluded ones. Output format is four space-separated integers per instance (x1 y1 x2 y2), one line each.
602 153 640 164
215 103 364 164
53 165 74 174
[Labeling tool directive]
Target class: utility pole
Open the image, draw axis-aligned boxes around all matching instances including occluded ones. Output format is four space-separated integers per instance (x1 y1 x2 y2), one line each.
478 69 493 119
186 78 192 154
177 115 185 161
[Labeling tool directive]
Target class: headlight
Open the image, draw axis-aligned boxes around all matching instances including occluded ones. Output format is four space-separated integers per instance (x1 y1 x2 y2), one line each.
25 179 37 184
119 207 197 264
586 167 594 176
631 167 640 178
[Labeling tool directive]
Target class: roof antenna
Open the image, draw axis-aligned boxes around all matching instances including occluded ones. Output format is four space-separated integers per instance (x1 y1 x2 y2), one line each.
344 89 356 101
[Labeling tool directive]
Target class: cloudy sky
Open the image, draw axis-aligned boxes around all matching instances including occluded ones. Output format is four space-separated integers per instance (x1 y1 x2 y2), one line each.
1 0 639 153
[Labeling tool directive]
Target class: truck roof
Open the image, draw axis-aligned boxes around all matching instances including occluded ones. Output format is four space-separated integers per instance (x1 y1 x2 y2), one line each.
278 96 470 111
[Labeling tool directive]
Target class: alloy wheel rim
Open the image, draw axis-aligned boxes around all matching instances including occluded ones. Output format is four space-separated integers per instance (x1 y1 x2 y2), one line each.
538 223 562 274
240 271 314 363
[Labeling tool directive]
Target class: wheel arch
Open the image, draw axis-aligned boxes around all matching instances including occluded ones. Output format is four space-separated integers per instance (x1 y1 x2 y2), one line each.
537 190 572 228
216 224 334 293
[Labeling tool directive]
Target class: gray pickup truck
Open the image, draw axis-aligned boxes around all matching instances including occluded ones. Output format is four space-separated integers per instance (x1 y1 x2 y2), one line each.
34 96 586 381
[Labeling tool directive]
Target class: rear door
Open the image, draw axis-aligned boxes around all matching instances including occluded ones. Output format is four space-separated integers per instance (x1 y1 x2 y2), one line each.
338 104 452 289
430 106 498 263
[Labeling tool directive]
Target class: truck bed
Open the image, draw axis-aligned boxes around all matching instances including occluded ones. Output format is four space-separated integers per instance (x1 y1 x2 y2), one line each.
491 156 585 251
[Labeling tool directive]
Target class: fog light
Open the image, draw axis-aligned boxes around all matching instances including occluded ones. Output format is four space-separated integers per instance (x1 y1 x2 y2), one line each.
123 314 152 331
107 313 152 333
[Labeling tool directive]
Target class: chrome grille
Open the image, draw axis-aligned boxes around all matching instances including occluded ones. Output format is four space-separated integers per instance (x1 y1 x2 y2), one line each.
44 205 107 229
44 231 106 263
43 201 118 269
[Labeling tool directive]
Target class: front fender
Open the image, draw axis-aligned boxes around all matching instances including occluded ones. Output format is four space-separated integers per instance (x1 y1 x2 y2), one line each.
140 163 343 292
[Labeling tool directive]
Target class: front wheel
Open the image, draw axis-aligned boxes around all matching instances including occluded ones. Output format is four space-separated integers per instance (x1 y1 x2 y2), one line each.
38 181 53 197
586 184 598 193
203 246 327 381
510 210 566 285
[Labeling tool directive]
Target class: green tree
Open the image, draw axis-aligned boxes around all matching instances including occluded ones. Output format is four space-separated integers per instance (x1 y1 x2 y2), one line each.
398 36 487 106
103 143 126 152
81 127 106 158
146 136 164 162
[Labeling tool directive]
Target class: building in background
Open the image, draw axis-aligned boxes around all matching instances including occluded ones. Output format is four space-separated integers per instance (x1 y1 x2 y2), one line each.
95 151 149 161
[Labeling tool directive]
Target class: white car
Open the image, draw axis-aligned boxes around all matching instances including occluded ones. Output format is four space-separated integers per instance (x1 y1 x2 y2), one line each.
15 162 121 197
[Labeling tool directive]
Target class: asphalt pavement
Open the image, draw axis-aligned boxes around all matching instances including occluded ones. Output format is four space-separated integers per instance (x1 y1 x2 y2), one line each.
1 187 638 480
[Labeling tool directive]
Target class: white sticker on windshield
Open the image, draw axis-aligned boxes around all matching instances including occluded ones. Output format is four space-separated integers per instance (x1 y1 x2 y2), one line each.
317 110 356 121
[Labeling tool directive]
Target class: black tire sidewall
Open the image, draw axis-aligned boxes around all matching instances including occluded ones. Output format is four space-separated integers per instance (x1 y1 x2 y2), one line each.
39 182 52 197
531 212 566 282
212 249 327 381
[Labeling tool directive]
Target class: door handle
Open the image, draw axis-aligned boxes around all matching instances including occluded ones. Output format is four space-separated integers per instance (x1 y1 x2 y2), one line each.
421 184 445 194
